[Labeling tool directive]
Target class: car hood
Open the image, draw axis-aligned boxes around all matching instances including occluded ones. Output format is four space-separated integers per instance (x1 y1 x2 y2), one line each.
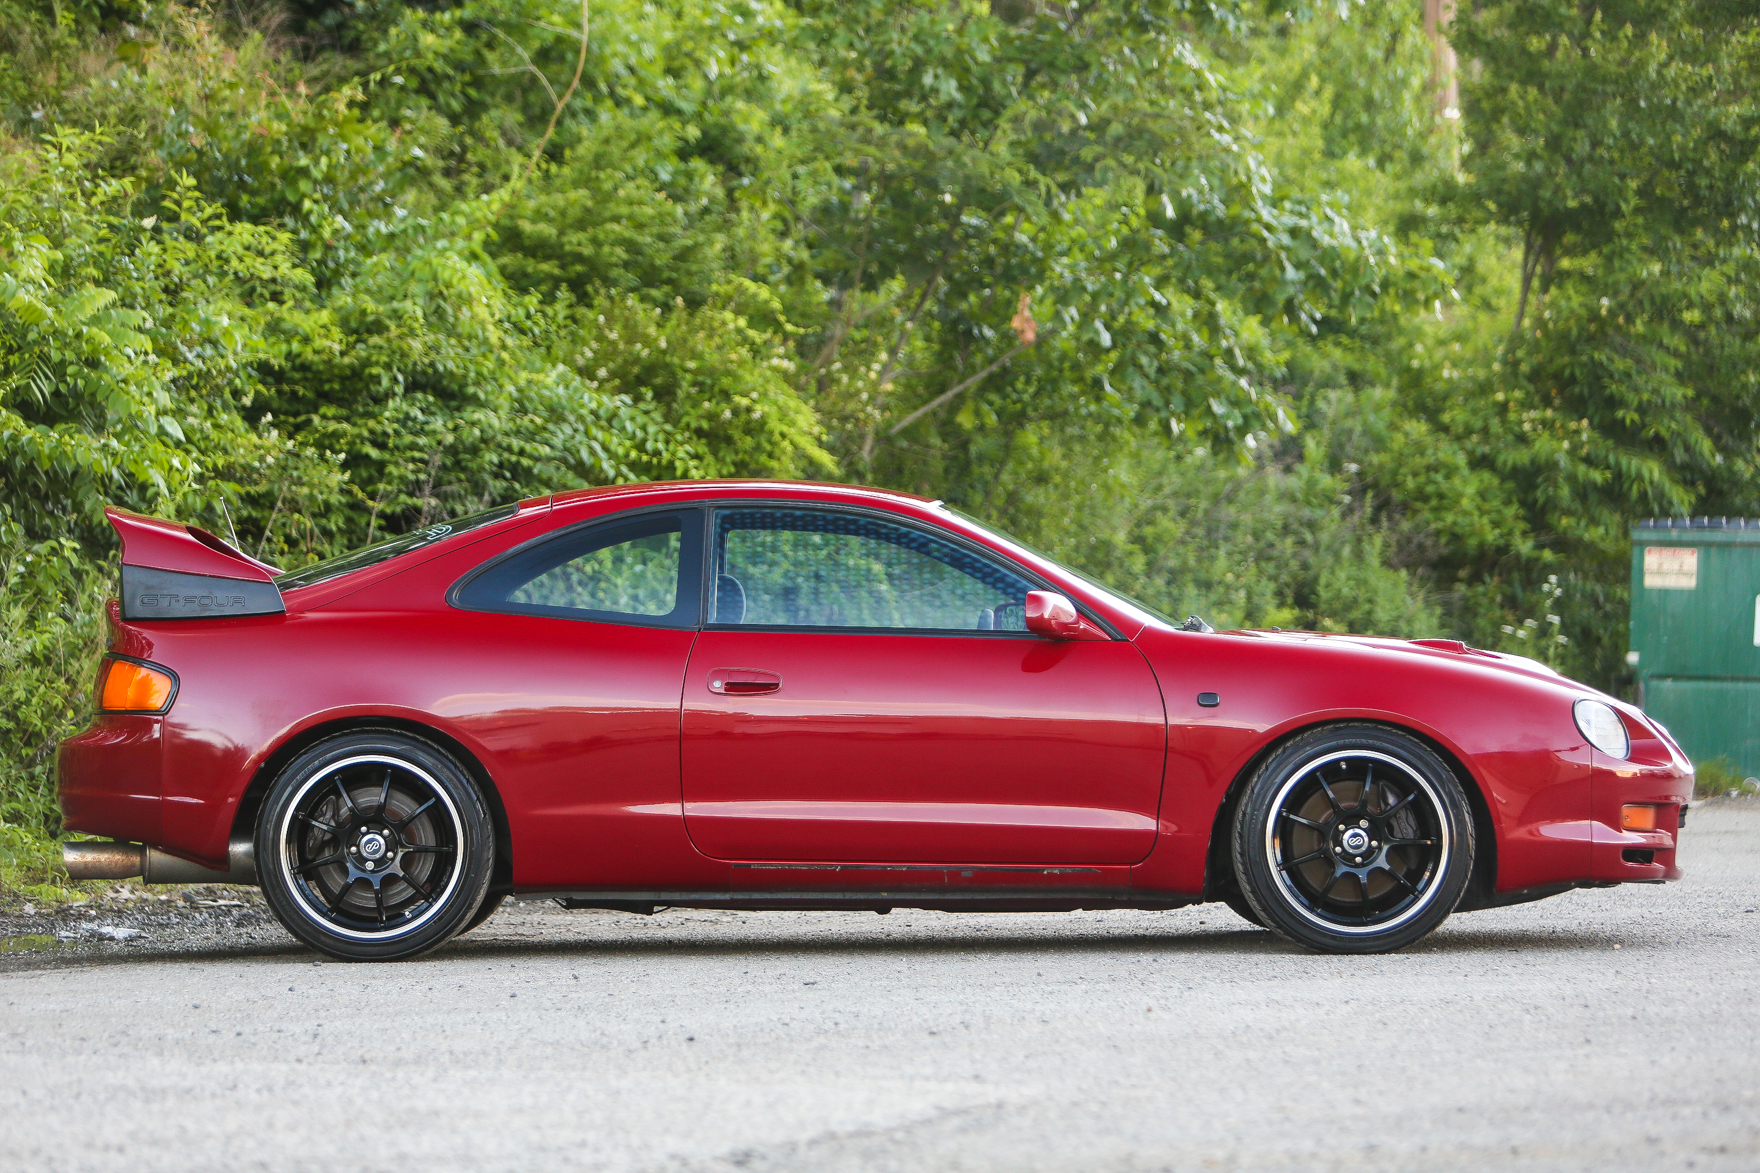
1225 628 1578 689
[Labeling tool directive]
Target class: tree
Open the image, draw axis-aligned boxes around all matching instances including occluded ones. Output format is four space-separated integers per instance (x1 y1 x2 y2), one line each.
1388 0 1760 681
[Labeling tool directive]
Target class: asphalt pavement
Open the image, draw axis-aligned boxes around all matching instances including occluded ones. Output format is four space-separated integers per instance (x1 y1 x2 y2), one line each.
2 802 1757 1173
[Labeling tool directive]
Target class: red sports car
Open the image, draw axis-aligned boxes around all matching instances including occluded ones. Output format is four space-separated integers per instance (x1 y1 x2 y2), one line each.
59 480 1691 960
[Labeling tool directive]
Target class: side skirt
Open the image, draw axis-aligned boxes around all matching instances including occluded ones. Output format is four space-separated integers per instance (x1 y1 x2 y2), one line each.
541 889 1199 915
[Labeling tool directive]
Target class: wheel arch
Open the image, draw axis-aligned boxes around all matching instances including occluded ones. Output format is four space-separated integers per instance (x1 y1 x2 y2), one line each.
229 716 515 896
1202 718 1496 907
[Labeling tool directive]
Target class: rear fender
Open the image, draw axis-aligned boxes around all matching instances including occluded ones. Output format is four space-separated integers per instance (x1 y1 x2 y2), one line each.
228 713 515 895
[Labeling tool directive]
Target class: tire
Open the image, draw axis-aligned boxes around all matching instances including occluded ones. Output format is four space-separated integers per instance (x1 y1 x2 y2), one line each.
1220 892 1264 927
1232 724 1475 954
257 730 495 961
463 891 506 933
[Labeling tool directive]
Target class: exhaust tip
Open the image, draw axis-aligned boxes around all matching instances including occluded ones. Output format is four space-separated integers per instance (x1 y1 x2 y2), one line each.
142 837 257 886
62 841 145 881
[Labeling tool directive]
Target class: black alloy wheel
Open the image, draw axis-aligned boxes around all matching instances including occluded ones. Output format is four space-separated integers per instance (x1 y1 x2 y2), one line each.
1232 724 1474 954
257 731 495 961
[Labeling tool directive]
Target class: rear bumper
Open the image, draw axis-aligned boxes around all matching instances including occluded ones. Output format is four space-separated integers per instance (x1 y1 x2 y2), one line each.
57 715 164 846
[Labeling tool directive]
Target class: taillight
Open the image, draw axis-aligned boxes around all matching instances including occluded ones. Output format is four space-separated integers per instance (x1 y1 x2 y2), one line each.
98 657 178 713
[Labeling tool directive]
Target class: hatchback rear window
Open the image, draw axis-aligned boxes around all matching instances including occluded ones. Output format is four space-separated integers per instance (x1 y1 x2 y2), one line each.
275 504 521 591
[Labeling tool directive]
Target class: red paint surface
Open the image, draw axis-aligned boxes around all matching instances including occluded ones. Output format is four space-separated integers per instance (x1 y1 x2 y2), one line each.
681 629 1165 866
58 480 1692 904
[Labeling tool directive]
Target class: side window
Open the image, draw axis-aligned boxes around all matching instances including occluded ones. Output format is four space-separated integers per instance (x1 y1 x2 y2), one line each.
456 510 703 627
711 508 1036 632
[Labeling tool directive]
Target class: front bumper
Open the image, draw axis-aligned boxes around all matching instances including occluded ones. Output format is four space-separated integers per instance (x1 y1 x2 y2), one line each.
1591 754 1692 883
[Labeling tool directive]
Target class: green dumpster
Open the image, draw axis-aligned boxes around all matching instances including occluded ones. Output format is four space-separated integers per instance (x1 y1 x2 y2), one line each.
1629 518 1760 777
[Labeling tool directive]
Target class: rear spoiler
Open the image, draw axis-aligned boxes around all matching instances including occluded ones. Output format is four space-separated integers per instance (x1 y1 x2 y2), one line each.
106 507 287 620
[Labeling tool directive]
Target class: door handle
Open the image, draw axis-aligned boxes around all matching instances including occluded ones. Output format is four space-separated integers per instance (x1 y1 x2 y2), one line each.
707 669 781 695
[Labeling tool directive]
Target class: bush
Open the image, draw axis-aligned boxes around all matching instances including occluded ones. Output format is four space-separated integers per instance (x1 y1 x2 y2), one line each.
1693 759 1760 800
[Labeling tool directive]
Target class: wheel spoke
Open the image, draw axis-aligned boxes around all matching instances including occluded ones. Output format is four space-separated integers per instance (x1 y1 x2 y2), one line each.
1381 789 1417 818
400 870 436 906
1317 869 1344 902
1385 838 1438 848
294 851 345 876
400 843 453 855
1278 850 1324 871
325 875 359 914
1316 771 1346 818
393 797 437 831
298 813 340 837
376 769 393 818
1360 763 1376 812
1388 868 1419 895
334 776 363 820
1281 811 1327 831
374 883 387 926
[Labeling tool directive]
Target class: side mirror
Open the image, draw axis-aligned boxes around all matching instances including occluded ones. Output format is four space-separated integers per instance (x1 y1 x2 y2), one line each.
1024 591 1103 641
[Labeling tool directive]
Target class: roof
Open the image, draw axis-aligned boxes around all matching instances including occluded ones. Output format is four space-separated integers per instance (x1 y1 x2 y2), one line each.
547 479 939 508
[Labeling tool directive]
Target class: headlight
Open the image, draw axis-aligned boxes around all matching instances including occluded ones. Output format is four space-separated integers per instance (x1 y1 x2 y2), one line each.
1573 698 1630 760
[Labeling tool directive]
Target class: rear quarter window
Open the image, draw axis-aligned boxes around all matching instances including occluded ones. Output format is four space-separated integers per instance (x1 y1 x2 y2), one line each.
452 509 704 628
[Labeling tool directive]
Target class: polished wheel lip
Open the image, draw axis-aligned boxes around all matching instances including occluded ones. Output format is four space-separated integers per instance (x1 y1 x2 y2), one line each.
1264 749 1451 937
276 753 465 942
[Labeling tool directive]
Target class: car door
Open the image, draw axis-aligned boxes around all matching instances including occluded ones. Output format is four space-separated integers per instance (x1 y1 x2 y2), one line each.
445 506 713 889
680 505 1167 865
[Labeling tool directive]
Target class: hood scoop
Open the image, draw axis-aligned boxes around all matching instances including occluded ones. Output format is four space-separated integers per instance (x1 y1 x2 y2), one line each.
107 508 286 620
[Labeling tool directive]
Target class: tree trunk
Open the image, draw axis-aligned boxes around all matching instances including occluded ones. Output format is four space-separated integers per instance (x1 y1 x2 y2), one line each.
1424 0 1459 118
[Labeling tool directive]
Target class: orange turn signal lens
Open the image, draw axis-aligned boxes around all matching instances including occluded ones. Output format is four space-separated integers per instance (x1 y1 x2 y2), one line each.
1620 804 1659 832
99 659 175 713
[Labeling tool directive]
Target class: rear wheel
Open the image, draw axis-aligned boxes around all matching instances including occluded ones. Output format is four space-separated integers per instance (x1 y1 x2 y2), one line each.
257 730 494 961
1232 724 1474 954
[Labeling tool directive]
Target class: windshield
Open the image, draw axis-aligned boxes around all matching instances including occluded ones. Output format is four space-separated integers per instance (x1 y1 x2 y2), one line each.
935 504 1179 627
275 504 521 591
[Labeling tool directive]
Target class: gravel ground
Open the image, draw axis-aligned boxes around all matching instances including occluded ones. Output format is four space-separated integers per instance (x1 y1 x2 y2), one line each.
2 801 1757 1173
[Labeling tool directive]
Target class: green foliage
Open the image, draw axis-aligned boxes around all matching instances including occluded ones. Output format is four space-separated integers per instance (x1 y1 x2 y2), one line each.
789 0 1430 478
1378 0 1760 683
556 285 834 480
1692 758 1759 801
1 130 308 541
955 421 1439 639
0 521 107 838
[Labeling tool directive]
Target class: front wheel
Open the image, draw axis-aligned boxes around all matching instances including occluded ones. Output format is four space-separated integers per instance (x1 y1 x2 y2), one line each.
1232 724 1475 954
257 730 495 961
463 891 507 933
